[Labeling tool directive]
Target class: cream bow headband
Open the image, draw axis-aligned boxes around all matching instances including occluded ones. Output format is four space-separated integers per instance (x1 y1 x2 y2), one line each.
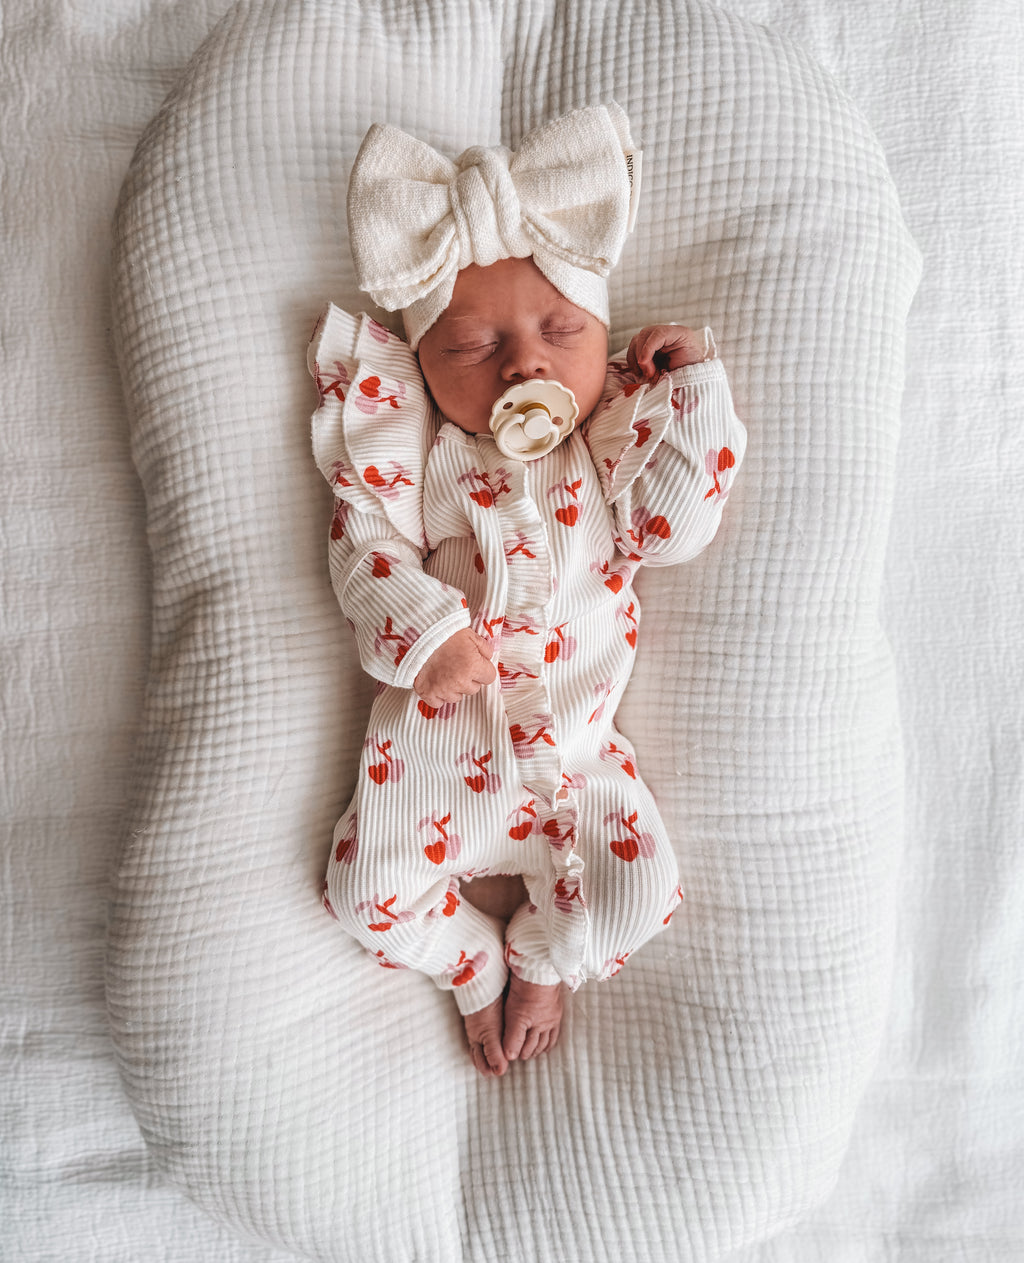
346 102 639 348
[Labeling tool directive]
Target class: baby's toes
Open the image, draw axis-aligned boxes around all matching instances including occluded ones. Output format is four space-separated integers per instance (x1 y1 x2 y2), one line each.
481 1030 508 1076
502 1015 529 1062
519 1026 543 1061
469 1042 495 1077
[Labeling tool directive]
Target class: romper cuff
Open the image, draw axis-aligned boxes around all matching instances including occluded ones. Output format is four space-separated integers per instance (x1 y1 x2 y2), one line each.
390 608 473 690
585 346 730 503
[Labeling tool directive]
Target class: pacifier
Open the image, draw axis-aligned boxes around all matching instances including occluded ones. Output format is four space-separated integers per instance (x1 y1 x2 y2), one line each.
487 380 579 461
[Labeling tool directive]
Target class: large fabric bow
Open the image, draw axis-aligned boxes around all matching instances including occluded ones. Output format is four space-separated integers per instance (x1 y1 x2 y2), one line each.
346 102 636 344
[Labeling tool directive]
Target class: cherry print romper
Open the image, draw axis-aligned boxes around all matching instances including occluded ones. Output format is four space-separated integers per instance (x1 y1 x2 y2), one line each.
309 304 746 1015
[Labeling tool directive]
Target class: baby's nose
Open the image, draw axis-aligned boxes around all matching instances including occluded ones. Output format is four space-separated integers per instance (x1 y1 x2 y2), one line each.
501 336 551 382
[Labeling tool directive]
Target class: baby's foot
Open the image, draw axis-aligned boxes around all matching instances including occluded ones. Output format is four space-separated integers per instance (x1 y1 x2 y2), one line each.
502 975 563 1062
463 994 509 1078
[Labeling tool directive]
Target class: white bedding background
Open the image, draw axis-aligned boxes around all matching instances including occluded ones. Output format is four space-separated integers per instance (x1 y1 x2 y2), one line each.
1 2 1020 1262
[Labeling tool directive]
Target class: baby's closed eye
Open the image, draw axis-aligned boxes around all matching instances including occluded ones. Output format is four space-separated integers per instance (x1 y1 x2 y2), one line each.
542 324 585 345
443 342 498 361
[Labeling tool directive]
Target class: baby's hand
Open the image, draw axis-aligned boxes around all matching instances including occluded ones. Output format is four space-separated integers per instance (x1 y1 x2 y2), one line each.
627 325 714 380
413 627 496 708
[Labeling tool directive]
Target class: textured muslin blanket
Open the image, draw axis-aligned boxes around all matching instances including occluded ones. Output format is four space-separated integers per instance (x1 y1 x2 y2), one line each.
4 0 1021 1260
106 0 918 1257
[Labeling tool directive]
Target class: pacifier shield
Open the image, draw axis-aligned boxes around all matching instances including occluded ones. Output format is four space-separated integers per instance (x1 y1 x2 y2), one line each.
487 379 579 461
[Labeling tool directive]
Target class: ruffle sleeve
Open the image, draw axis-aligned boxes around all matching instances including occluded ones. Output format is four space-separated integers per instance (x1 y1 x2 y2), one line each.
309 303 436 553
585 345 747 567
309 305 471 688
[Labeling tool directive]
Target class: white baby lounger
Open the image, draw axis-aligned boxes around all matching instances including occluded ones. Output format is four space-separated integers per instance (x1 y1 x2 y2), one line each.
107 1 920 1260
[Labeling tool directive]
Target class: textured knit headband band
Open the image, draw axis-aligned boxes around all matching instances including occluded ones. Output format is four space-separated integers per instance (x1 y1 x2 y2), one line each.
346 102 639 348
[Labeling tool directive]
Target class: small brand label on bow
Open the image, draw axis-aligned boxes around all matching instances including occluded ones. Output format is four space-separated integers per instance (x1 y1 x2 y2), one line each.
624 148 643 232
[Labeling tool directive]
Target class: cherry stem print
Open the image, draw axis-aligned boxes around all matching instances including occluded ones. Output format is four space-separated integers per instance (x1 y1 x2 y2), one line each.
363 462 414 499
544 623 577 663
508 719 556 758
356 894 415 932
456 749 502 794
504 531 537 561
459 468 510 508
355 375 404 412
605 809 657 862
419 811 463 864
374 617 418 667
508 799 539 841
314 359 350 404
548 477 582 526
703 447 736 500
600 741 637 779
366 737 405 784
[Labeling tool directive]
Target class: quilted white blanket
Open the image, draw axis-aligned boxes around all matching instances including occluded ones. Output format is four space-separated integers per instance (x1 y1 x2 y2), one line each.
1 1 1021 1261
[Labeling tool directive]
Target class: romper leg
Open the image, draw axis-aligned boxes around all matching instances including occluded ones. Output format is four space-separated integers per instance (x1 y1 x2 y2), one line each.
504 752 683 989
323 804 509 1015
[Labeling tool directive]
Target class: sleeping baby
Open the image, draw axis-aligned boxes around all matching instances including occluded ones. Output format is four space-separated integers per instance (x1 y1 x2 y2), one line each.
309 103 746 1076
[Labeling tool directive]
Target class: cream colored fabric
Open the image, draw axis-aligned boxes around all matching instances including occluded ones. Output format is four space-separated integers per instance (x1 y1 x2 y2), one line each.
347 103 635 346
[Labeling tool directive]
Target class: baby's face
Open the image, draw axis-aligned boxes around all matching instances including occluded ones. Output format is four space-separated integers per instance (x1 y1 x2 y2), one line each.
416 257 609 435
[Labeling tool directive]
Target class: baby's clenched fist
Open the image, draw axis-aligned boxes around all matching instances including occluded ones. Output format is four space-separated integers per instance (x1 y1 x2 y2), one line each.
413 627 496 708
627 325 715 380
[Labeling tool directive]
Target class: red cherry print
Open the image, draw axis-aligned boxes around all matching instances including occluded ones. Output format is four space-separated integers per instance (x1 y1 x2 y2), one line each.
605 572 623 593
473 551 485 574
549 478 582 527
460 468 509 509
363 464 386 487
365 738 404 784
507 799 538 840
320 880 338 920
417 698 458 720
718 447 735 471
645 514 671 539
330 501 350 541
359 893 414 932
610 837 640 862
543 624 577 663
442 889 459 917
633 418 652 447
450 949 487 988
335 835 354 862
606 809 657 860
359 376 381 398
419 811 462 864
370 552 392 578
625 628 638 649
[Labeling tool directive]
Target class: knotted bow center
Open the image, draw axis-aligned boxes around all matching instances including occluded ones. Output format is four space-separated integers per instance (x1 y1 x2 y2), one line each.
449 146 528 269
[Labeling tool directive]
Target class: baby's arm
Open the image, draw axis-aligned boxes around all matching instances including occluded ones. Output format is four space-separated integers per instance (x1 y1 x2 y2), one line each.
588 326 746 567
328 500 475 691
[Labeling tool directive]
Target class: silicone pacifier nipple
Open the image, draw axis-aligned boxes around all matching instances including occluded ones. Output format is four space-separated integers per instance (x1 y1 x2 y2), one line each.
488 380 579 461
